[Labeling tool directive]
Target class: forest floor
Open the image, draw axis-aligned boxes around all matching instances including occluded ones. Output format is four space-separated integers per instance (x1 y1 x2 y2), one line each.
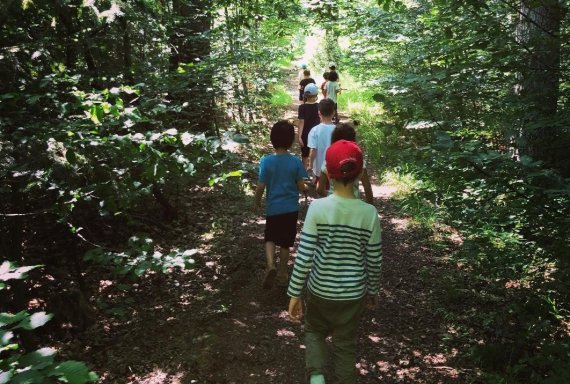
62 69 482 383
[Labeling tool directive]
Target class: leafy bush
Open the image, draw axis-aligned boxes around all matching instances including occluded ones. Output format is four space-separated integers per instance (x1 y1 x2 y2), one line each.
0 262 97 384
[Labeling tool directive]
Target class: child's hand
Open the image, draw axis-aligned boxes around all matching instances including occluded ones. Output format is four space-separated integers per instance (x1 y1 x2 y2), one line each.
288 297 303 324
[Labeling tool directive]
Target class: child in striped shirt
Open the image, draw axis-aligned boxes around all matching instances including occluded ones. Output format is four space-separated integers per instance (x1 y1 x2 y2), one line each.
287 140 382 384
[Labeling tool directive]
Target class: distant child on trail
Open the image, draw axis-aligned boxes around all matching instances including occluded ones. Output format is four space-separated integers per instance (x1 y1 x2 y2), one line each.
287 139 382 384
325 71 341 122
255 120 308 289
299 70 316 102
307 99 336 186
320 71 330 99
298 83 320 171
317 122 374 204
328 61 339 79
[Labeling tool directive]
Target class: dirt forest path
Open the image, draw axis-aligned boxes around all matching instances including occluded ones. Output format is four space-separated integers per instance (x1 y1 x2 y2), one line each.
74 68 479 383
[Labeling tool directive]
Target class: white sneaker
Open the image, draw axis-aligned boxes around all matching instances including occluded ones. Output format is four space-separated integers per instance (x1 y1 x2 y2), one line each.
310 374 325 384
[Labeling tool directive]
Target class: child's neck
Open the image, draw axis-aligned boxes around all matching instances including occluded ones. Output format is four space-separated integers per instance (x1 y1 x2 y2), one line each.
275 148 288 155
333 181 356 199
321 117 333 124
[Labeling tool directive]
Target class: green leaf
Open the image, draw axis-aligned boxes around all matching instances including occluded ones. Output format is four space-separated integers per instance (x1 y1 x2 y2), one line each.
53 361 97 384
18 347 57 369
0 263 38 282
89 105 101 125
0 311 28 327
0 371 13 384
0 329 14 346
18 312 53 330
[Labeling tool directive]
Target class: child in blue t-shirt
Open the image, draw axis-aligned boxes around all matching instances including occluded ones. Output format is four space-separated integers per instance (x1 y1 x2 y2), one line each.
255 120 308 289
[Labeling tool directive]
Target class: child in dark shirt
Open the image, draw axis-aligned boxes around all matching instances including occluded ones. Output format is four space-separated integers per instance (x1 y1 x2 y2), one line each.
299 70 316 102
298 83 320 171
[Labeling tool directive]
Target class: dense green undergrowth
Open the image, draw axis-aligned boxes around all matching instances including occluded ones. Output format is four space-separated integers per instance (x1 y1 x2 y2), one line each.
327 1 570 381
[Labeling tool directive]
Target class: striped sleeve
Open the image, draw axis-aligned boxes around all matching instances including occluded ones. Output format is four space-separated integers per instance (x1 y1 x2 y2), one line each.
287 205 318 298
366 214 382 294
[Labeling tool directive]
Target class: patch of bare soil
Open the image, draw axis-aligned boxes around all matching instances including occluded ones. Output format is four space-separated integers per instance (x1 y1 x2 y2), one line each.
61 69 481 383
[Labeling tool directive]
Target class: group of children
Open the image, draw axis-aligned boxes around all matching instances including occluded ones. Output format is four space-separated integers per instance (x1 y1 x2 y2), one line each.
253 62 382 384
298 62 341 122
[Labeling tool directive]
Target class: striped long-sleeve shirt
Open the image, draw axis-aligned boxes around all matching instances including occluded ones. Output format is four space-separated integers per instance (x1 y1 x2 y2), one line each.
287 195 382 300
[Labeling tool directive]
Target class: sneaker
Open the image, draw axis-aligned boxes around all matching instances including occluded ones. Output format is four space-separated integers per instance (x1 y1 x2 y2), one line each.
262 267 277 290
310 374 325 384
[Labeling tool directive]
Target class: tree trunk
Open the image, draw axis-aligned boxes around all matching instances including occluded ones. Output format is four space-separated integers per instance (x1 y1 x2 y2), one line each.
169 0 214 133
515 1 565 170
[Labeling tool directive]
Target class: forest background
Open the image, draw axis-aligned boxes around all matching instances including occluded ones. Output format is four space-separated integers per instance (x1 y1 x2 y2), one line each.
1 0 569 383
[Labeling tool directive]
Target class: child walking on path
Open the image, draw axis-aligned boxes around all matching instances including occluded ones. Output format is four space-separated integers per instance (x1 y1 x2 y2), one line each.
325 71 341 122
255 120 308 289
307 99 336 186
320 71 329 99
299 69 316 102
287 140 382 384
298 83 320 170
317 122 374 204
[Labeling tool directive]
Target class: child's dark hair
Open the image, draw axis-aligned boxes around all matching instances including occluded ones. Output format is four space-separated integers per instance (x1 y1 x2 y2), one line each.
303 69 310 76
323 71 330 80
332 122 356 144
270 120 295 149
339 162 359 186
328 71 339 82
318 99 335 117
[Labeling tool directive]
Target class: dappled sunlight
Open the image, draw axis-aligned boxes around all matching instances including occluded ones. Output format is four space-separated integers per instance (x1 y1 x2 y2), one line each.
276 328 297 338
371 183 398 198
130 368 186 384
390 217 409 232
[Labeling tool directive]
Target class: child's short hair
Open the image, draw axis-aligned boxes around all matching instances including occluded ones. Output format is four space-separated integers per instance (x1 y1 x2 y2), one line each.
270 120 295 149
328 71 339 82
318 99 335 117
323 71 330 80
303 70 310 76
332 122 356 143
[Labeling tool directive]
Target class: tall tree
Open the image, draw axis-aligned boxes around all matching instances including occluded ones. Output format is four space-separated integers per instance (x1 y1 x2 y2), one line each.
516 0 567 171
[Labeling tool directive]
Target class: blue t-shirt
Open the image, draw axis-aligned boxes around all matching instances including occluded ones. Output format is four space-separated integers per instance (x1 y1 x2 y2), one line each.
259 154 308 216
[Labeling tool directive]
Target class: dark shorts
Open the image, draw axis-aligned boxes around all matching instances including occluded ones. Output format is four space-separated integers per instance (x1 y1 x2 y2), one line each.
301 145 310 158
264 211 299 247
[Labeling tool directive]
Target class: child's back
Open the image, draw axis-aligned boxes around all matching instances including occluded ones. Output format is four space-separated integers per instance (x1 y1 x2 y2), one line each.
288 194 380 300
259 154 305 215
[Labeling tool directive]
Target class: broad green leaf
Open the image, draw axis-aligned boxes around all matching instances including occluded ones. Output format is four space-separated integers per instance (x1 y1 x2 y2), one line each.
0 371 12 384
18 312 53 330
18 347 56 369
0 311 28 327
53 361 97 384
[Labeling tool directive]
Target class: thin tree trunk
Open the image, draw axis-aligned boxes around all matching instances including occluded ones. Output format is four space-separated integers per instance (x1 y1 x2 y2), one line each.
515 0 563 166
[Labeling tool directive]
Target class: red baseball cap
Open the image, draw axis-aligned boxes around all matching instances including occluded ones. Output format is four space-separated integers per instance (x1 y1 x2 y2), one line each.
325 140 363 180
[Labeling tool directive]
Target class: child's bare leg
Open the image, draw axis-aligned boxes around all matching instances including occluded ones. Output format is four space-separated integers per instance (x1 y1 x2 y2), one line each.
276 246 290 286
263 241 277 289
265 241 276 269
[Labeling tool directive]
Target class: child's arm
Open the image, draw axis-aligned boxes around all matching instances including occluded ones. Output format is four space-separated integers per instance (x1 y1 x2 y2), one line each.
297 119 304 146
297 179 308 193
308 148 317 173
287 204 318 302
254 182 265 211
361 168 374 204
365 213 382 307
317 172 328 197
